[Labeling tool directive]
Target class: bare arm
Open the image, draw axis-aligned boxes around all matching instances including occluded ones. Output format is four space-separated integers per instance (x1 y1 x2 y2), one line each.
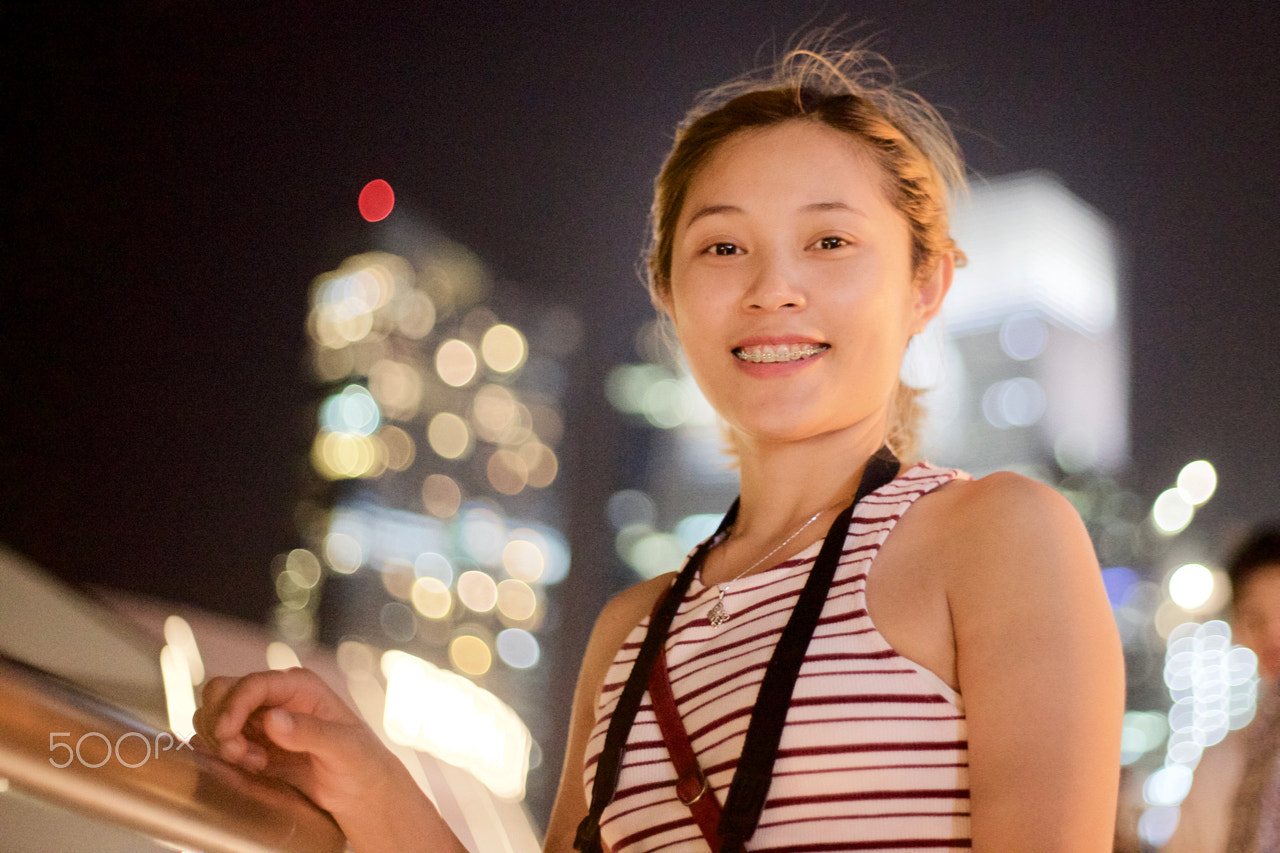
542 574 672 852
947 473 1124 850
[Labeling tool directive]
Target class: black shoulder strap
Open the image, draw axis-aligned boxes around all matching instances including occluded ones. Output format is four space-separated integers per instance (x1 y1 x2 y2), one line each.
574 500 739 852
575 447 899 852
717 447 899 851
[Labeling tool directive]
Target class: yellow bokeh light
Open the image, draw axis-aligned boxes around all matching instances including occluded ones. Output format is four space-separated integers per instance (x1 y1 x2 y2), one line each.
456 570 498 613
436 339 478 387
275 570 311 610
312 430 387 480
421 473 462 518
496 579 537 621
502 538 545 582
411 577 452 619
448 634 492 676
379 424 416 471
480 324 527 373
520 440 559 488
427 413 472 460
487 448 528 495
285 548 322 588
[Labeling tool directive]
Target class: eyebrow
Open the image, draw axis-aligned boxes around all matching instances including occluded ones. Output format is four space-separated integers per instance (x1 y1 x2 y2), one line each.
683 200 868 227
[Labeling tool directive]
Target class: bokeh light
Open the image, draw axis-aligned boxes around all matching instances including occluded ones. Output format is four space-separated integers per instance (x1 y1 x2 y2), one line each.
421 473 462 517
1176 460 1217 506
502 536 545 582
980 377 1046 429
607 489 657 530
413 551 454 586
379 424 416 471
369 359 423 420
1168 563 1214 611
411 577 452 619
380 601 417 642
998 312 1048 361
481 324 527 373
275 570 310 610
496 629 540 669
358 179 395 222
427 412 472 460
266 641 301 671
285 548 322 588
457 570 498 613
1152 488 1195 535
496 579 537 621
487 449 529 495
471 385 519 442
436 339 478 387
449 634 492 676
320 384 382 436
520 441 558 488
323 532 363 573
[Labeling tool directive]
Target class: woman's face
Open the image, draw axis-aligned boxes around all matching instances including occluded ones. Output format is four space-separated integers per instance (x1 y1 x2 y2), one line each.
664 120 948 448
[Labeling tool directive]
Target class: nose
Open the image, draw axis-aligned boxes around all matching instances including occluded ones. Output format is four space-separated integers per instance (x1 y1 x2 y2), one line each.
742 252 805 312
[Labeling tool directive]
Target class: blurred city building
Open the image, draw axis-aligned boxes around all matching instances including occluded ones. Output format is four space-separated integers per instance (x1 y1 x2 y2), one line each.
275 208 584 840
915 171 1128 478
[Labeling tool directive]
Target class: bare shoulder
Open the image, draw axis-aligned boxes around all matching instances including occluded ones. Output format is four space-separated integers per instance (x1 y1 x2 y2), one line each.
924 470 1097 585
583 573 674 670
543 571 678 851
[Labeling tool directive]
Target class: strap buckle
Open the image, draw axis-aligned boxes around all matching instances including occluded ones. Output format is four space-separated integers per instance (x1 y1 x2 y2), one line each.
676 766 710 806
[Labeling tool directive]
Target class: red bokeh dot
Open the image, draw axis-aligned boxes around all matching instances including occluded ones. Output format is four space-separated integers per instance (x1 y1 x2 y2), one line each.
358 179 395 222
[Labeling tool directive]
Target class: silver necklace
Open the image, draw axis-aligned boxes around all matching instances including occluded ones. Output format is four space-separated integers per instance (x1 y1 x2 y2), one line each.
706 507 829 628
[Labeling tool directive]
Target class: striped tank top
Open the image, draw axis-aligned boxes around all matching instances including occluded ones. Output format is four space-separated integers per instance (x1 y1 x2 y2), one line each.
583 462 972 852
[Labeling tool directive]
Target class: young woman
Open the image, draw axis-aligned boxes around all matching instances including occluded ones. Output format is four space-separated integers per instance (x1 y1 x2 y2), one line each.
194 40 1124 852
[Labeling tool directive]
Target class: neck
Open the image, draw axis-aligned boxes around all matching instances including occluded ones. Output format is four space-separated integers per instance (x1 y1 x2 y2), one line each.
729 420 892 545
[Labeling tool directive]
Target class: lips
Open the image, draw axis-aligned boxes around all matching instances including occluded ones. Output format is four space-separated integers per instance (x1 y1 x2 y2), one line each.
733 342 830 364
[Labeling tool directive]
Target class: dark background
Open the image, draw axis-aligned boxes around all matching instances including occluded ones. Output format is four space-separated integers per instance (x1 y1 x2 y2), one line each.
4 0 1279 822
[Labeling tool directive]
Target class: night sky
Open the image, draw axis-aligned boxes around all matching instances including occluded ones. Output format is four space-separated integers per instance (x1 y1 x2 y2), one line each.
5 2 1279 624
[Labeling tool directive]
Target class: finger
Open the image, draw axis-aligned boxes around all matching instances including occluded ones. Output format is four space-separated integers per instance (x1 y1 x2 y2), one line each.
192 676 239 740
211 669 328 742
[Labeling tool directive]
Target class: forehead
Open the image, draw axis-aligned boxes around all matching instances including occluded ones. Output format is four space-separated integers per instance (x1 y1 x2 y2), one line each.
681 120 894 219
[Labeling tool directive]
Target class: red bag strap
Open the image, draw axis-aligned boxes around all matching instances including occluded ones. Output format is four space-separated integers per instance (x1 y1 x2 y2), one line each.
646 591 723 851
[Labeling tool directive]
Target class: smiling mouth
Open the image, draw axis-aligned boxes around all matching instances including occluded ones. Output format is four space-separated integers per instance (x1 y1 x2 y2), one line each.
733 343 830 364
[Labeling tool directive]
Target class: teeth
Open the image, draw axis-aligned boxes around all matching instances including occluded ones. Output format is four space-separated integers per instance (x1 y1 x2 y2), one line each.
734 343 828 363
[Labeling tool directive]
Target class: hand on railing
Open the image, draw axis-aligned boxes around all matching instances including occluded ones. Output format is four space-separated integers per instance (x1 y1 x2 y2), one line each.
194 667 468 853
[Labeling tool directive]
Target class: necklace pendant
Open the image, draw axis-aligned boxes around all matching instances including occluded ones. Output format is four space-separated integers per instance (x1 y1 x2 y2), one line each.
707 598 730 628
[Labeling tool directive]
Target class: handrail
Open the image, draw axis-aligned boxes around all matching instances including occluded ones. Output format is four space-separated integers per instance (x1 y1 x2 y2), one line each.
0 653 346 853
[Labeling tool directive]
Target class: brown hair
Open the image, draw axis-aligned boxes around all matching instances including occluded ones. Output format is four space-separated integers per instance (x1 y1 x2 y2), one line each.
647 37 966 461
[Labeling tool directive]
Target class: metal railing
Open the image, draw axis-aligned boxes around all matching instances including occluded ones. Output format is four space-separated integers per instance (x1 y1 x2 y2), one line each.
0 653 346 853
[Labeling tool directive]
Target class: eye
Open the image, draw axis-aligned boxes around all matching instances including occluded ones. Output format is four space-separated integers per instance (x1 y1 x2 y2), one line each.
814 236 849 250
705 242 743 256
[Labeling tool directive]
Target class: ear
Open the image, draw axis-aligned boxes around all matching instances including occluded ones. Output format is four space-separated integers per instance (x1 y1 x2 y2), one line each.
909 253 954 335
